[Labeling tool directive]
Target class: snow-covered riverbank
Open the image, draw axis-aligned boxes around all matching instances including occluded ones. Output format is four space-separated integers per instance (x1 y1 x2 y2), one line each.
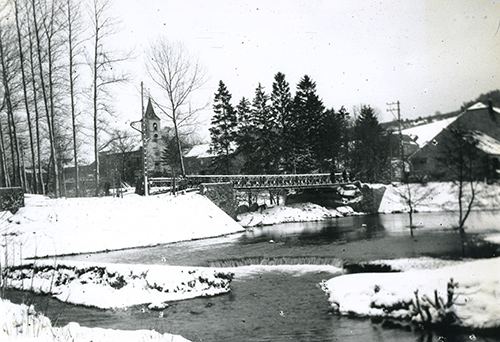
3 261 233 309
378 182 500 213
321 257 500 329
0 298 190 342
237 202 359 227
1 192 244 259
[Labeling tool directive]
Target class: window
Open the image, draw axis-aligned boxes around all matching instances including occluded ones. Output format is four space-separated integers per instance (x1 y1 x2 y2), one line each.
152 122 158 131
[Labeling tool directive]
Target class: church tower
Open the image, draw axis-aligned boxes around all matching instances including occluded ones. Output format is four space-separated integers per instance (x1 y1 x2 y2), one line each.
144 98 162 174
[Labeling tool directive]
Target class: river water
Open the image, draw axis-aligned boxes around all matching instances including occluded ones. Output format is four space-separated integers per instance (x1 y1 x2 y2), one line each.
6 211 500 342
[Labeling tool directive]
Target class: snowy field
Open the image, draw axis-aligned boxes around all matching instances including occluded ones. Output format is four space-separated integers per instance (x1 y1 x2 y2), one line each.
0 298 190 342
1 192 244 259
322 257 500 329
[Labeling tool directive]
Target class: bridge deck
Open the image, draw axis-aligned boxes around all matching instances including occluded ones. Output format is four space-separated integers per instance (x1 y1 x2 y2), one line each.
149 173 353 191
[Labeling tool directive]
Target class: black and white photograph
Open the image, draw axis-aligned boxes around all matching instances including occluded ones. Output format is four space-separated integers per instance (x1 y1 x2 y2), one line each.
0 0 499 341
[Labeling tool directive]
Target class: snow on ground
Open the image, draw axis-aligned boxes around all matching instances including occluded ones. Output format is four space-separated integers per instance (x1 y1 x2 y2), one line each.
378 182 500 214
1 192 244 259
322 257 500 329
0 298 190 342
3 260 233 309
367 257 465 271
237 202 344 227
483 233 500 245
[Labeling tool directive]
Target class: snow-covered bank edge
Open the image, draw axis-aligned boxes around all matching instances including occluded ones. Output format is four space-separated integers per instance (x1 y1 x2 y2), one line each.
377 182 500 214
321 257 500 330
2 193 244 259
3 261 234 309
0 298 191 342
237 202 362 227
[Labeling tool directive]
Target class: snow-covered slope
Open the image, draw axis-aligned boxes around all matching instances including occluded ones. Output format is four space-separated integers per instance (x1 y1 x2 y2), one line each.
2 193 244 258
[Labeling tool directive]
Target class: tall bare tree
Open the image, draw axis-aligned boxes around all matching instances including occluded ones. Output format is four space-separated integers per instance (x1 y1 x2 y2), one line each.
0 20 24 189
90 0 128 196
146 39 205 176
14 0 37 193
66 0 83 196
26 8 44 194
31 0 59 196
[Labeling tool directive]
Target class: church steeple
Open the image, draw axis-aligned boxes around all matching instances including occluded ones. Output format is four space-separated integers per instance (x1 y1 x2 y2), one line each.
145 98 160 121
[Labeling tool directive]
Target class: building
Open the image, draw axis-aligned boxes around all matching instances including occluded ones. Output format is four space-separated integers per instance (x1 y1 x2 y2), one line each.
407 102 500 181
143 99 165 175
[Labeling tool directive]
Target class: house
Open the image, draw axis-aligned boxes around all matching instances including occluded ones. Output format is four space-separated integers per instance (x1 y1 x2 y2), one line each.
183 143 217 174
407 102 500 181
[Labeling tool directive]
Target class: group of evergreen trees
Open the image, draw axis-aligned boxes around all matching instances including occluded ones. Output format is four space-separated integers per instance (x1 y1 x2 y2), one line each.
209 73 391 181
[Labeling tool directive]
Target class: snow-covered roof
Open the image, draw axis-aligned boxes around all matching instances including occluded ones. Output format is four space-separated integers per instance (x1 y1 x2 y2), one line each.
184 143 217 158
467 102 500 114
470 131 500 156
402 116 458 148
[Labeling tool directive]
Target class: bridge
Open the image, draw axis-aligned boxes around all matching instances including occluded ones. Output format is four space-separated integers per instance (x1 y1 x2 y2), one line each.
149 172 352 192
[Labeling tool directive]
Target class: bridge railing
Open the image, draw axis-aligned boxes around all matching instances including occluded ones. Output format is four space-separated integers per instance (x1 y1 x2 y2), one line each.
149 173 346 191
183 173 344 189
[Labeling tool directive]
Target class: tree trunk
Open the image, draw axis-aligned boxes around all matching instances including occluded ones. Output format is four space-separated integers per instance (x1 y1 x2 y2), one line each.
171 109 185 176
31 0 58 196
67 2 79 197
27 18 44 194
45 21 60 197
93 22 100 196
0 116 9 187
0 26 21 188
15 0 37 193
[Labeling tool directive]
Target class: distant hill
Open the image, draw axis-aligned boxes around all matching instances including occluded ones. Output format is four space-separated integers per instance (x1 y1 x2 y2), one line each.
382 89 500 132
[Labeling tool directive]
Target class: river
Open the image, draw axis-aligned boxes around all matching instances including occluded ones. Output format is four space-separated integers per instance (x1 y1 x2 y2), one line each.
6 210 500 342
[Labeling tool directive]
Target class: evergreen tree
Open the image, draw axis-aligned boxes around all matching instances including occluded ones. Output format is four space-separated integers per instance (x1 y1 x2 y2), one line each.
271 72 292 171
235 96 255 174
319 106 351 172
351 105 390 182
209 81 237 174
288 75 325 172
251 83 279 173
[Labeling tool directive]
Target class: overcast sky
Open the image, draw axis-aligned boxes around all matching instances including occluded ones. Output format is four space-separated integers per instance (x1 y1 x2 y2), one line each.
107 0 500 139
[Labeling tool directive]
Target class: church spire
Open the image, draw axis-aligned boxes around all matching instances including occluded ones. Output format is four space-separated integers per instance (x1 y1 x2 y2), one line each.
145 98 160 120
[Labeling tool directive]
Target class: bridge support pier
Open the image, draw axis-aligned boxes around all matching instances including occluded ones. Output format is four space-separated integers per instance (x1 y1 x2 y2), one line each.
199 182 237 219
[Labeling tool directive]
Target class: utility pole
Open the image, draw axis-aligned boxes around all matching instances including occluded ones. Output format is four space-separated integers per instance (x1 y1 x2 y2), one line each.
131 83 149 195
387 100 404 181
141 82 149 196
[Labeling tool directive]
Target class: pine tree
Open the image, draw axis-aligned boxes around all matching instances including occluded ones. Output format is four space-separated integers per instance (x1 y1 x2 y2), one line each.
319 106 351 172
271 72 292 172
235 96 255 174
351 105 390 182
289 75 325 172
209 80 237 174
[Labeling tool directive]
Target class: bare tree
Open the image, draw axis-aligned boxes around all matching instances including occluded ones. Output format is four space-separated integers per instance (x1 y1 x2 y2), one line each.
394 178 436 237
30 0 60 196
146 39 205 177
14 0 37 193
439 125 479 235
0 19 24 189
66 0 84 196
89 0 128 196
26 6 44 194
